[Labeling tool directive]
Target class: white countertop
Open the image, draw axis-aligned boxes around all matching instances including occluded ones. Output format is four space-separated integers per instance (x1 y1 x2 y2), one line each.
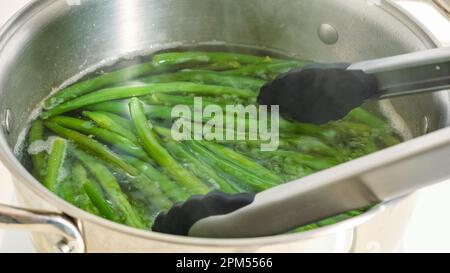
1 0 450 253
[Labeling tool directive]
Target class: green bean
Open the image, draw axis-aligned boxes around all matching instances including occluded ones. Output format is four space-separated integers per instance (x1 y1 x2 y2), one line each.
44 121 140 176
163 139 244 194
175 140 258 190
155 113 274 146
43 62 170 110
85 100 270 136
41 83 255 118
316 213 354 227
143 93 228 107
338 120 373 134
58 172 75 204
122 155 190 202
346 209 366 217
144 105 175 120
71 147 146 228
169 105 255 129
85 101 174 121
84 101 323 142
93 102 176 122
71 163 102 215
85 101 130 116
328 121 380 153
291 224 320 233
201 141 282 184
279 119 327 136
292 210 365 232
142 70 266 90
28 120 47 180
222 61 306 80
92 111 133 131
232 133 341 158
83 179 124 223
128 199 157 226
177 105 258 131
346 108 401 147
185 140 276 192
297 210 364 229
147 93 257 109
129 97 209 195
108 164 173 211
82 111 138 143
84 102 332 156
59 171 99 216
23 49 404 234
85 101 245 128
49 116 148 161
152 51 279 67
75 160 161 221
281 136 340 157
153 126 177 137
260 150 338 171
347 108 388 130
63 170 98 215
377 133 401 148
43 138 67 192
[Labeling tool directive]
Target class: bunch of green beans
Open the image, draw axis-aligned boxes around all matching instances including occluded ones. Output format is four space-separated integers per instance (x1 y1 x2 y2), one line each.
25 51 401 232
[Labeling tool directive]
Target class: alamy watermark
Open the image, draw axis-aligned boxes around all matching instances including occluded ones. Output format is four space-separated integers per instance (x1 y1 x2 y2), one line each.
170 97 280 151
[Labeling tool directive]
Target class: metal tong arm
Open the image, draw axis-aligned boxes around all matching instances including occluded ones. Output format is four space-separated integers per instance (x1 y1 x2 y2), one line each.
349 47 450 99
189 126 450 238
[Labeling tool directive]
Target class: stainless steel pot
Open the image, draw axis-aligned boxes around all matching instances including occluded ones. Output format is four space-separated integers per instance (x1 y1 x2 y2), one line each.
431 0 450 18
0 0 448 253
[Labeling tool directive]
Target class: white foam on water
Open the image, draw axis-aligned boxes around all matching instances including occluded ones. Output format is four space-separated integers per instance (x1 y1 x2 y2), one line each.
43 41 185 100
14 42 405 162
14 128 28 159
57 163 69 184
27 140 48 155
14 94 54 158
13 42 189 157
26 136 58 156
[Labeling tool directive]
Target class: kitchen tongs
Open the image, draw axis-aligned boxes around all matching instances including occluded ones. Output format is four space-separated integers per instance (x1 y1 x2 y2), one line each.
153 126 450 238
153 47 450 238
259 47 450 124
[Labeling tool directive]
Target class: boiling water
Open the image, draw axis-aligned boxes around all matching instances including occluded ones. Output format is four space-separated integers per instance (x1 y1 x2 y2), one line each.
17 46 409 232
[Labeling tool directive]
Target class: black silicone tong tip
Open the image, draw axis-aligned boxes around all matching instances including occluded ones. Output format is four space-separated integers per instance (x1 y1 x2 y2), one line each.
258 63 379 125
152 191 255 236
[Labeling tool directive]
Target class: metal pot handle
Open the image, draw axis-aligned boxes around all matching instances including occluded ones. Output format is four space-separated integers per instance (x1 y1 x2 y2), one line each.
0 203 85 253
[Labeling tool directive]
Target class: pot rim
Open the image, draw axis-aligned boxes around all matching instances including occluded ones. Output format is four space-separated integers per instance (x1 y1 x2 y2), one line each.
0 0 440 247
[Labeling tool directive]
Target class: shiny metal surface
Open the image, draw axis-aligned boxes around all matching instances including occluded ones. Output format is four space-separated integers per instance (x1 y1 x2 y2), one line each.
431 0 450 17
0 0 447 252
349 47 450 98
317 24 339 45
191 126 450 238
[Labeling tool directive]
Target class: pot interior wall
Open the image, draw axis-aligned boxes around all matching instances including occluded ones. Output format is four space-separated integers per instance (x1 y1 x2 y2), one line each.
0 0 448 150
